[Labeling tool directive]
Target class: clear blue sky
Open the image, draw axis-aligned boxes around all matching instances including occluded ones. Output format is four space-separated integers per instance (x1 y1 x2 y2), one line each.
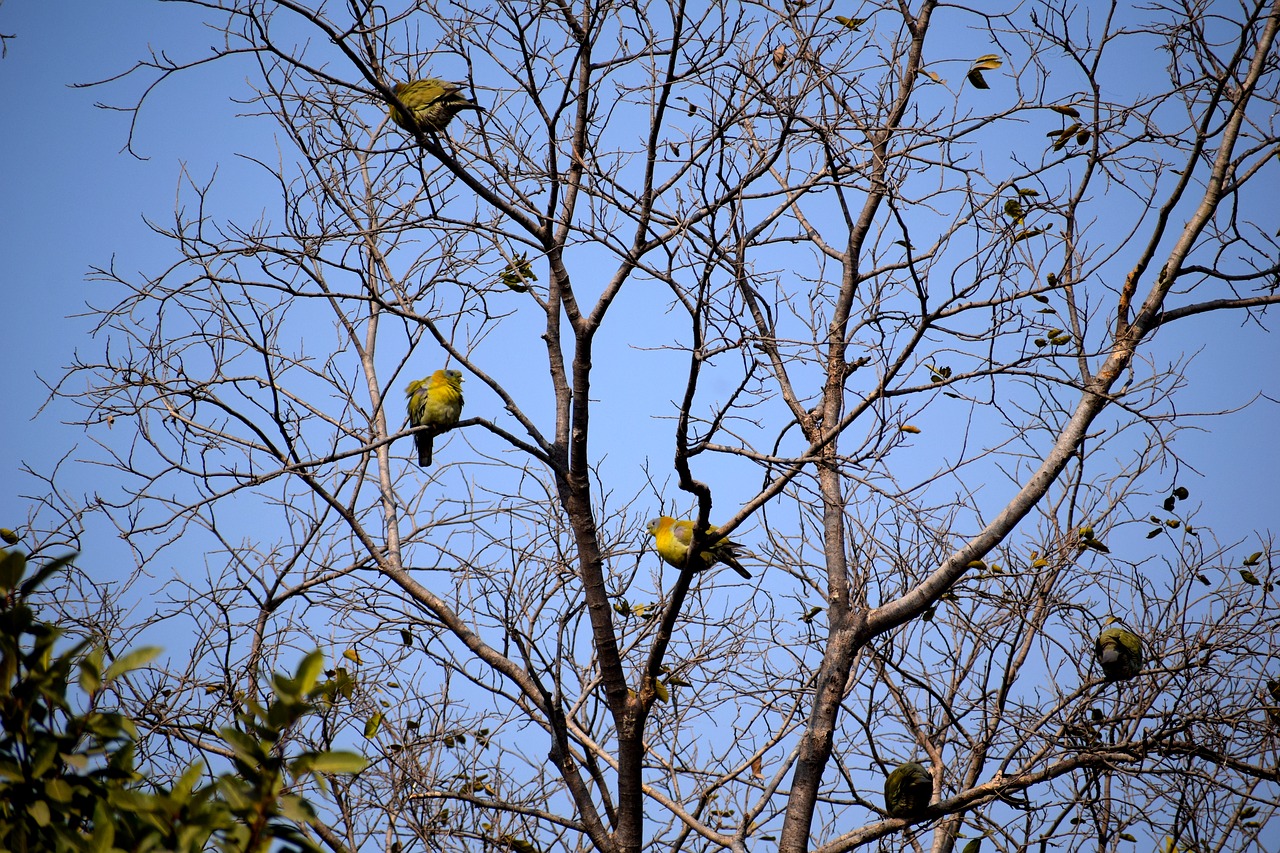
1 1 268 552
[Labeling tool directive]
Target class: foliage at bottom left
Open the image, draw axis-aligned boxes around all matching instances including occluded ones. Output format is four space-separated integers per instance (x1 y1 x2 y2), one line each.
0 546 367 853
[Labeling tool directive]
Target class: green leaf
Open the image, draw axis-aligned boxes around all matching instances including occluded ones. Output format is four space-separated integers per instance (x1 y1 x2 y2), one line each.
1243 551 1263 566
306 750 369 774
294 649 325 695
44 777 74 802
1240 569 1261 585
18 554 75 598
80 647 104 695
27 800 51 827
364 712 383 738
219 726 266 767
966 69 989 89
961 840 983 853
278 792 317 822
103 646 162 683
0 548 26 594
1048 104 1081 118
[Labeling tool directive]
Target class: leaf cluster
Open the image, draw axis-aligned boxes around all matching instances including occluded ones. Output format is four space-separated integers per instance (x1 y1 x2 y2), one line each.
0 549 365 853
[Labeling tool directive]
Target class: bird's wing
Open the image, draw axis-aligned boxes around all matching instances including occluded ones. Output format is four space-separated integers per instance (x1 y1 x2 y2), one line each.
670 520 693 548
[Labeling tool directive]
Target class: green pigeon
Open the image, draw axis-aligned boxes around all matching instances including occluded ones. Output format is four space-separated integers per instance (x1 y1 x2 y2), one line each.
405 369 464 466
1094 627 1143 682
1264 679 1280 727
388 79 483 133
645 516 751 579
884 761 931 818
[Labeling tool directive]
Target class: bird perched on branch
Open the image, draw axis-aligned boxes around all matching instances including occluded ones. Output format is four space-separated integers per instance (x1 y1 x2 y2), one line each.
388 79 483 133
645 516 751 579
1094 626 1143 682
884 761 932 818
405 369 464 467
1264 679 1280 727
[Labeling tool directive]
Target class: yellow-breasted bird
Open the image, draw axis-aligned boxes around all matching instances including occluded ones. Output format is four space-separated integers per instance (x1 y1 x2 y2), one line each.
645 516 751 579
405 369 464 467
388 79 483 133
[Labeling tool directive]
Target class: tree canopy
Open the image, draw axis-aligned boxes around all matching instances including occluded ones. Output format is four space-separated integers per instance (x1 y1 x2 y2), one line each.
19 1 1280 851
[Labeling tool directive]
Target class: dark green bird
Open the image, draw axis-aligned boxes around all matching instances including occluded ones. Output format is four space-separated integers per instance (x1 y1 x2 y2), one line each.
884 761 931 818
388 79 482 133
1264 679 1280 727
1094 626 1143 682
